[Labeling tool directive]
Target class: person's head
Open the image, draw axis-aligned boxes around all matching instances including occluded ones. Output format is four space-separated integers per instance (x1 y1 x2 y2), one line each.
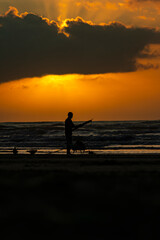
68 112 73 119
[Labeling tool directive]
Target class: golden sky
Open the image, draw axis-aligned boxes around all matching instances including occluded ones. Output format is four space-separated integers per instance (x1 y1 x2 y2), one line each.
0 1 160 121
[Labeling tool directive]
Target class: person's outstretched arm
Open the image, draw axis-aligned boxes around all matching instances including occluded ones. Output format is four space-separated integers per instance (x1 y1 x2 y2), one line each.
73 119 92 131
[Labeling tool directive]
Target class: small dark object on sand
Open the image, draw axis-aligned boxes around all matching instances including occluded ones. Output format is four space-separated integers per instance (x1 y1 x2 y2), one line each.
27 149 37 155
72 140 86 153
88 151 95 155
13 147 18 155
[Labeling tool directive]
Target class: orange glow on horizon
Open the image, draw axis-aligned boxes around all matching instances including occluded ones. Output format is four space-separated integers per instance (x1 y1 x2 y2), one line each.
0 68 160 122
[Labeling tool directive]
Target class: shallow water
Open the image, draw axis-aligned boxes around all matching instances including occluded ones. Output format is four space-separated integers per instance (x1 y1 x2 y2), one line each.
0 120 160 154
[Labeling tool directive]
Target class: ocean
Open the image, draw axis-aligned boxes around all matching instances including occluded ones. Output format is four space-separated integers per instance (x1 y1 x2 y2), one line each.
0 120 160 154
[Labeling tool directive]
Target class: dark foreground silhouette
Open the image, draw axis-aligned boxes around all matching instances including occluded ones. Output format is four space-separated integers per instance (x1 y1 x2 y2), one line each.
0 154 160 239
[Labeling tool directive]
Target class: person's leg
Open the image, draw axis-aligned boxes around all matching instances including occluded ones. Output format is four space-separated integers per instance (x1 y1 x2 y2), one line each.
66 136 72 155
67 142 71 155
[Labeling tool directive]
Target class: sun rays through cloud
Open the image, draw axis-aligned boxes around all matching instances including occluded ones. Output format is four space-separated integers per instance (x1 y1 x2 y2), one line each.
0 2 160 120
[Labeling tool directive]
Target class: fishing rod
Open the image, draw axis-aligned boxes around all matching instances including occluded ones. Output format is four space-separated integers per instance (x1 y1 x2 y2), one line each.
73 119 93 131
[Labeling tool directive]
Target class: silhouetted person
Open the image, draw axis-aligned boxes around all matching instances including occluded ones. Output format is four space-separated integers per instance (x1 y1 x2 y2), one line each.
65 112 92 155
65 112 75 155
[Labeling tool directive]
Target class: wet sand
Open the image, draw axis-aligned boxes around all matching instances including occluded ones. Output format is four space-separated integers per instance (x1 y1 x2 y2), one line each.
0 153 160 239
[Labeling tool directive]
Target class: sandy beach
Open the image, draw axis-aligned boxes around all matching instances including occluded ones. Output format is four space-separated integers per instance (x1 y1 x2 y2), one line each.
0 153 160 239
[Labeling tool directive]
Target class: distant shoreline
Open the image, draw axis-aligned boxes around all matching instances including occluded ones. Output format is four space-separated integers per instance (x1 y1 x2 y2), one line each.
0 119 160 123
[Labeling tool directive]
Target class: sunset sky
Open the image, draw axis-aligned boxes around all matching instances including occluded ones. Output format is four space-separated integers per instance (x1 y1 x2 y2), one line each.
0 0 160 121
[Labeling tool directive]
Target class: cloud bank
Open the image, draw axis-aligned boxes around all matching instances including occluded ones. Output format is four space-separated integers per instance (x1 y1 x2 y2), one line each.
0 7 160 83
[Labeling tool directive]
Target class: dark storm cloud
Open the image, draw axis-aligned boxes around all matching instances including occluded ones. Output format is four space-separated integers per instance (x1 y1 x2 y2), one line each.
0 7 160 83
